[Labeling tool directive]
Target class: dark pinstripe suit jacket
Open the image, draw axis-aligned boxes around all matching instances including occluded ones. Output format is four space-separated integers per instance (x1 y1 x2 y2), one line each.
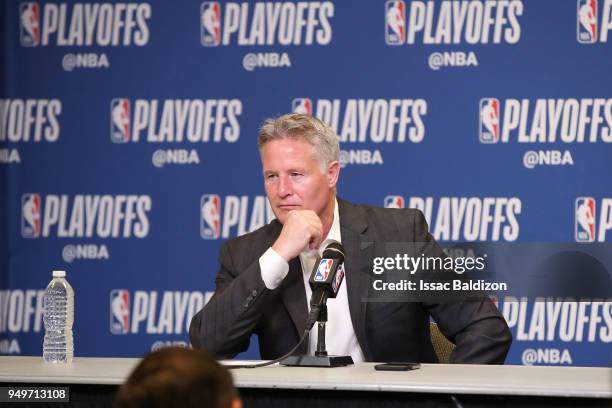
190 198 512 363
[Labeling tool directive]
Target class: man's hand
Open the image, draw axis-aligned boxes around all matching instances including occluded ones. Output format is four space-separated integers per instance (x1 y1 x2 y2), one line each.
272 210 323 261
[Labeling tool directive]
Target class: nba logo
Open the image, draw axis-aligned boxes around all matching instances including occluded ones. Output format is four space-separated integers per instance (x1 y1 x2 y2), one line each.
384 195 405 208
20 2 40 47
575 197 596 242
21 194 41 238
479 98 500 144
201 194 221 239
315 259 333 282
332 264 345 293
385 0 405 45
110 290 130 334
201 2 221 46
110 98 130 143
577 0 598 43
292 98 312 116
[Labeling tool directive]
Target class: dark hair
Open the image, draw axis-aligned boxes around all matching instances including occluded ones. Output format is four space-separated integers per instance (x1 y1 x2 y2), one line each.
115 347 237 408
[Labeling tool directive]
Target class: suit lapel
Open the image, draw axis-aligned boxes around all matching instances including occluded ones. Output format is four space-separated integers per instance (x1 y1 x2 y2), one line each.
278 257 309 353
338 198 372 360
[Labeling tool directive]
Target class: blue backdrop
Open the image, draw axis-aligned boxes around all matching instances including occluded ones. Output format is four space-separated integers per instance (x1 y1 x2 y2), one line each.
1 0 611 367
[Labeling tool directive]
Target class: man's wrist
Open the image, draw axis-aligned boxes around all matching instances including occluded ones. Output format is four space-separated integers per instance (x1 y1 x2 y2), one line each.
271 242 291 262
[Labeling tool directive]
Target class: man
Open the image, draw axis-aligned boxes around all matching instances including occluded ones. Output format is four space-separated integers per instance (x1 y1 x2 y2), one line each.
115 347 241 408
190 113 512 363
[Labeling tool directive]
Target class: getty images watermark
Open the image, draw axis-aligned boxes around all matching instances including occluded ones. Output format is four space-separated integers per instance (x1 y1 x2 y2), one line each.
371 252 508 293
361 242 510 303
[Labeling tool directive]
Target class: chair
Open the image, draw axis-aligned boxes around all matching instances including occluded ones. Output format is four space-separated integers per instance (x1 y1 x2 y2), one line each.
429 322 455 364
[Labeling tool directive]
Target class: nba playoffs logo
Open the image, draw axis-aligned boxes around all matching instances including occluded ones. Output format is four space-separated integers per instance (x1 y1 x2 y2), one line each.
110 99 130 143
20 2 40 47
315 259 334 282
21 194 41 238
201 2 221 46
577 0 598 43
201 194 221 239
292 98 312 115
384 195 405 208
575 197 596 242
110 290 130 334
479 98 500 143
385 0 405 45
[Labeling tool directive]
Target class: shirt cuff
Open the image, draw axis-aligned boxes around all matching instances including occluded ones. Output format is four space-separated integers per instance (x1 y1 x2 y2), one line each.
259 247 289 289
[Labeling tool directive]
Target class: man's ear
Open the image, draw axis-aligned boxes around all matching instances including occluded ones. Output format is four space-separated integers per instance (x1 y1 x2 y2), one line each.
327 160 340 188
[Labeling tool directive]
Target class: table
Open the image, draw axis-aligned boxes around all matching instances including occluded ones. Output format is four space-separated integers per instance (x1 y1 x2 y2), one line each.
0 357 610 407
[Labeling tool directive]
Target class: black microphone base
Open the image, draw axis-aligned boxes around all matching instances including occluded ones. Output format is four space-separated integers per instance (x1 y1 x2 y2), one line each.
280 355 354 367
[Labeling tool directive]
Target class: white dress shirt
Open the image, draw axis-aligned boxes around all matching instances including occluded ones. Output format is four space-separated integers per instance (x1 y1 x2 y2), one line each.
258 199 365 362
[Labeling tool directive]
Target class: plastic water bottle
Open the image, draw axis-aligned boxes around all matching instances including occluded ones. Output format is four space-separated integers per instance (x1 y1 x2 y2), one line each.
43 270 74 363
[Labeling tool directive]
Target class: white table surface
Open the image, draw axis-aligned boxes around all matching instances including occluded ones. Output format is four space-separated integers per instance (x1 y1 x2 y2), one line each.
0 356 610 399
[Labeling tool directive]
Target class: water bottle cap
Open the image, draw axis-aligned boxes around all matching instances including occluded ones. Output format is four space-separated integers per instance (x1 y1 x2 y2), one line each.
52 270 66 278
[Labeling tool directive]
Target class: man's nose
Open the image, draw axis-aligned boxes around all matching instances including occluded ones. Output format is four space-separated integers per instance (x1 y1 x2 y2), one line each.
278 175 293 197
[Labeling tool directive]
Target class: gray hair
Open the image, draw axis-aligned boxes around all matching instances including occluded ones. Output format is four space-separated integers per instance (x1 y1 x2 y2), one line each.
258 113 340 170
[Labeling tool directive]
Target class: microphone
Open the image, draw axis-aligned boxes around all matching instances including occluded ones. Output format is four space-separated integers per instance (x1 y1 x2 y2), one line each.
278 241 354 367
306 241 346 329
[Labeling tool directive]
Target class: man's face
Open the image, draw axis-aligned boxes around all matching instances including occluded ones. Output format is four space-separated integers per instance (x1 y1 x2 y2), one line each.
261 138 338 224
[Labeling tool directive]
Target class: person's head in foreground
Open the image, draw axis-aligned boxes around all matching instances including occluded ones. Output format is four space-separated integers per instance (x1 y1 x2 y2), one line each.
115 346 241 408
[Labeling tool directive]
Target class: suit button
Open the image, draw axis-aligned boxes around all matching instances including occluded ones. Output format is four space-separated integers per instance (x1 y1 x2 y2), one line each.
251 290 258 296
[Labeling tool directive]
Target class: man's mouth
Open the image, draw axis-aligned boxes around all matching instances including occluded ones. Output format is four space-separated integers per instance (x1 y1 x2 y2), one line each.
277 204 301 210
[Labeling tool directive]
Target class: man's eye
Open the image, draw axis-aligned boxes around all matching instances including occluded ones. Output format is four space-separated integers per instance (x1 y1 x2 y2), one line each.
266 174 277 180
291 172 302 177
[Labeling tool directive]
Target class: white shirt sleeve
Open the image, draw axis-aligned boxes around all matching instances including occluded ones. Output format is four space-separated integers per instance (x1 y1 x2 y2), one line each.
259 247 289 289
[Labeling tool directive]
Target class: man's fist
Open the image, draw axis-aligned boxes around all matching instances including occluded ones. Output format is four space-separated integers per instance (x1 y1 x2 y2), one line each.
272 210 323 261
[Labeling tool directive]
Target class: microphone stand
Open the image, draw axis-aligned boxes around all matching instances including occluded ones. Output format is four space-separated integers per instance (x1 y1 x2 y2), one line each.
281 304 354 367
315 306 328 357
